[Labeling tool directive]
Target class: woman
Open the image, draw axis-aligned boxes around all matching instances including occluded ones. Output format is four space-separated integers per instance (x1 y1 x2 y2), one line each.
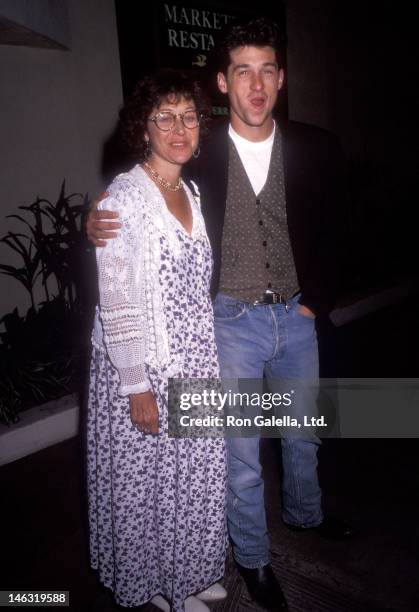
87 70 227 612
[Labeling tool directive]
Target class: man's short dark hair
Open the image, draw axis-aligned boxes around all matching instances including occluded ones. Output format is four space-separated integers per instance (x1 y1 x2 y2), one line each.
216 16 285 74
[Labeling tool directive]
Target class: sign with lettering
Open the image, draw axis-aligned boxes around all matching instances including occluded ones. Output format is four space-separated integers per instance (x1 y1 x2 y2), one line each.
157 2 252 70
154 2 257 111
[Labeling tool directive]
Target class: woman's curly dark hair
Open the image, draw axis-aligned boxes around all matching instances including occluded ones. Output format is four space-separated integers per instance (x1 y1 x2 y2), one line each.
118 69 211 161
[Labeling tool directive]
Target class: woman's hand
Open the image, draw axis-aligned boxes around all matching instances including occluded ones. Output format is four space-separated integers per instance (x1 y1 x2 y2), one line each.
129 391 159 435
86 191 122 247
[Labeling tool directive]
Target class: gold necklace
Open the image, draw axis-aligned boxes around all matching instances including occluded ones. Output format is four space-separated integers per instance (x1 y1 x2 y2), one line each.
143 162 183 192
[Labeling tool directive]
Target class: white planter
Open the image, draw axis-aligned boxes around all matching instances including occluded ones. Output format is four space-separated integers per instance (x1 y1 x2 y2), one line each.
0 393 79 466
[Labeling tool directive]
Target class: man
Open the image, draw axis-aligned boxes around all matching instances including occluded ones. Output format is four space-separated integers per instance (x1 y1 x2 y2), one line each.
87 17 351 611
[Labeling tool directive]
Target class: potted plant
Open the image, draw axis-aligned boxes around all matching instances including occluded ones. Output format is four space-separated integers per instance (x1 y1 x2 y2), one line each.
0 182 94 425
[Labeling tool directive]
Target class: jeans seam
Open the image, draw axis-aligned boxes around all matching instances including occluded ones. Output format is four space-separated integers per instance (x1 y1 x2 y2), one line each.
288 442 304 526
268 305 280 360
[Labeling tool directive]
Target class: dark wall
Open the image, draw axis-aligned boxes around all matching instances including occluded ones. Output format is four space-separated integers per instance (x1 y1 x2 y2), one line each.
286 0 418 290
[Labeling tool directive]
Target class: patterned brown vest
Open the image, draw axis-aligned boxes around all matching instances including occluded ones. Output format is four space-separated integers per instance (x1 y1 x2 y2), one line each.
219 131 299 303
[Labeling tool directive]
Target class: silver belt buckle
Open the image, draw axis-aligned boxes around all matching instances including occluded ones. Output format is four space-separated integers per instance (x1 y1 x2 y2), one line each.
254 295 265 306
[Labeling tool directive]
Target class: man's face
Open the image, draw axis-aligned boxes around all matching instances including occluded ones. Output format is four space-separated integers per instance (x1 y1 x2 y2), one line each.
217 45 284 140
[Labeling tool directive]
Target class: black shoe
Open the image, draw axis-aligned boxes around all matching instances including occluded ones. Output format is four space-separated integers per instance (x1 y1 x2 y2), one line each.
285 515 354 540
236 562 288 610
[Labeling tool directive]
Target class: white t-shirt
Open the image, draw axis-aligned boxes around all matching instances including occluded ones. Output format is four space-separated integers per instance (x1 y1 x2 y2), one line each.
228 122 275 196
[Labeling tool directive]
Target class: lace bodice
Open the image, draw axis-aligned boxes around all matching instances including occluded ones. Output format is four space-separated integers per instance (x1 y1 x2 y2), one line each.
92 164 207 396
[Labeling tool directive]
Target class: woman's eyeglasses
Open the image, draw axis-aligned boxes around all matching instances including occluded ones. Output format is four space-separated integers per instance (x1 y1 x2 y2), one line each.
149 110 201 131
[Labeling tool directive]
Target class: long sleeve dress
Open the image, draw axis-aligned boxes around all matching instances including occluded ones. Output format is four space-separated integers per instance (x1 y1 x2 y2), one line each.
87 165 227 611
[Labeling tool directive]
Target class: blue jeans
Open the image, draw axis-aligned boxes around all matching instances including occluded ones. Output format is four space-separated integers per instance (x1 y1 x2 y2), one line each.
213 292 323 568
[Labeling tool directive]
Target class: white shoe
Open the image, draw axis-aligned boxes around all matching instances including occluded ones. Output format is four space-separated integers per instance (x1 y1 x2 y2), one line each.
151 594 209 611
151 595 170 612
196 582 228 602
185 596 210 611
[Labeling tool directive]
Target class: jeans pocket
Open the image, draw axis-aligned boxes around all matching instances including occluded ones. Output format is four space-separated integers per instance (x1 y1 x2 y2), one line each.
213 294 248 320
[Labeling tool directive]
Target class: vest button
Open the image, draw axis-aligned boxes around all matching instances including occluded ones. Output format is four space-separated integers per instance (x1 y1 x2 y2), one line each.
267 282 272 288
266 263 270 269
256 199 261 205
262 240 267 247
259 220 263 226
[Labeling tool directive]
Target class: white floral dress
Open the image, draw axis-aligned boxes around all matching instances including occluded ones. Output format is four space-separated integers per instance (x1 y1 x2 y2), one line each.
87 166 227 610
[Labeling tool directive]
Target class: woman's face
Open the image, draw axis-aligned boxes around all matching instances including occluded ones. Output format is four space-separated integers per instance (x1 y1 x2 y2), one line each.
145 95 200 168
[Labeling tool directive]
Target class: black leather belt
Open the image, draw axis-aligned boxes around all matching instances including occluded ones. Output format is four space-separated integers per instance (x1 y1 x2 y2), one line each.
253 291 286 306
